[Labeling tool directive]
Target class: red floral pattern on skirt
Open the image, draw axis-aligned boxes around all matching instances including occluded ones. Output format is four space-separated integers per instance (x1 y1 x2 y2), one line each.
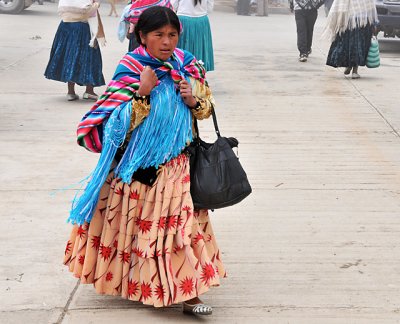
63 154 226 307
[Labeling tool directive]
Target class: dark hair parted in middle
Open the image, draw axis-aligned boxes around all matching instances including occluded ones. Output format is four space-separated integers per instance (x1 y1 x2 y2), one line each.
135 6 181 46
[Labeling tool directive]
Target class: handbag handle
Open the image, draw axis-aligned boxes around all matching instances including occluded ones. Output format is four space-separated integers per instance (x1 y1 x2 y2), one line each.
193 108 220 139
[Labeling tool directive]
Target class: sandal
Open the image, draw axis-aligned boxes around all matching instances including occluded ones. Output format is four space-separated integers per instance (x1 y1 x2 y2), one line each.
83 92 98 101
182 301 212 315
66 93 79 101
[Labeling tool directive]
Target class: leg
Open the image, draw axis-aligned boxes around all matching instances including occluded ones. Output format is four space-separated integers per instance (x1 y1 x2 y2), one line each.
352 65 360 79
108 1 113 15
67 82 79 101
305 9 318 55
295 10 308 56
85 85 95 95
68 82 76 95
112 3 118 16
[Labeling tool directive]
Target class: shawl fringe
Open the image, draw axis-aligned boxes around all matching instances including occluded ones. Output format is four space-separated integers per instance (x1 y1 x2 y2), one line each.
68 102 132 225
114 77 193 184
322 0 378 41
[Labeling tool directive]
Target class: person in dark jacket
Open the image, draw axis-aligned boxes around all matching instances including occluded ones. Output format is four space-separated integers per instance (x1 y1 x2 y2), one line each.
289 0 323 62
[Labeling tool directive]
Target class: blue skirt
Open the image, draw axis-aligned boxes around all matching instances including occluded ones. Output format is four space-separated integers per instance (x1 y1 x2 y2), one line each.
44 21 105 86
177 15 214 71
326 25 373 68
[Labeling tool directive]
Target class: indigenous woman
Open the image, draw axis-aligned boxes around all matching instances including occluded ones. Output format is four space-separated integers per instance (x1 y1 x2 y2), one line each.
44 0 105 101
64 6 225 316
171 0 215 71
324 0 378 79
118 0 173 52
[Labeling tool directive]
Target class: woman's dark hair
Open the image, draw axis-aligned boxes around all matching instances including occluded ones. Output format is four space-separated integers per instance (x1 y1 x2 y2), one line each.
135 6 181 45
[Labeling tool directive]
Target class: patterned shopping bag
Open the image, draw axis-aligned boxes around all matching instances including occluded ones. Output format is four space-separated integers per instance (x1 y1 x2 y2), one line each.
366 36 380 68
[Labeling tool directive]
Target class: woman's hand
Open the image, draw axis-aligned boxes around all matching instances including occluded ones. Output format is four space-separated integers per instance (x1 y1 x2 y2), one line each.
372 24 379 36
137 66 158 96
179 80 197 108
90 1 99 12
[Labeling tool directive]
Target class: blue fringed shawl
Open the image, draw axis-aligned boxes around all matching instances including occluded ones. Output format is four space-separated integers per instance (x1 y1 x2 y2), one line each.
115 76 192 183
68 80 192 225
68 101 132 225
68 47 205 226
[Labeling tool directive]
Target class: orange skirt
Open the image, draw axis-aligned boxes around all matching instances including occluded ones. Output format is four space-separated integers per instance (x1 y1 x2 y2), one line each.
63 154 226 307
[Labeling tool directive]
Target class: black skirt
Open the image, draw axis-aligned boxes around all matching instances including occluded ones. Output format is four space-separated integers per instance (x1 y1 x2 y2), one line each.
326 25 373 68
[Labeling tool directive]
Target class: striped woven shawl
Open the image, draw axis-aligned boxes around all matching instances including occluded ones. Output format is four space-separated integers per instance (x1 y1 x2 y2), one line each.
77 45 206 153
125 0 173 24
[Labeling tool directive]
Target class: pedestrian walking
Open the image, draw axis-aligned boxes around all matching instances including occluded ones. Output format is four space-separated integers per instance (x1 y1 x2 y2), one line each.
108 0 118 16
289 0 324 62
236 0 251 15
63 6 225 315
171 0 215 71
44 0 106 101
324 0 378 79
118 0 173 52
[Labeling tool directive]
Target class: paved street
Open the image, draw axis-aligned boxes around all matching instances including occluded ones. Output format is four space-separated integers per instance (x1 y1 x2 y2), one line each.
1 3 400 323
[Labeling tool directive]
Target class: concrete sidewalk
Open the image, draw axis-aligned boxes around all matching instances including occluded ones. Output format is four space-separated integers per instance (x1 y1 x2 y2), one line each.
1 4 400 323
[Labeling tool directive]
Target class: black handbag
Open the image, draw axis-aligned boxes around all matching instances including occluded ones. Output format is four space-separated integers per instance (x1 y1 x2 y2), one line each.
186 109 252 210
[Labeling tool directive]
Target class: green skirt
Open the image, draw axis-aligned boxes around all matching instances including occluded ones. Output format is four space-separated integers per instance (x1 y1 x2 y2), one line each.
177 15 214 71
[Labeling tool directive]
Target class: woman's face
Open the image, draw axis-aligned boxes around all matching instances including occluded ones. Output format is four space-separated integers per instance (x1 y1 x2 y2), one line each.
140 24 179 61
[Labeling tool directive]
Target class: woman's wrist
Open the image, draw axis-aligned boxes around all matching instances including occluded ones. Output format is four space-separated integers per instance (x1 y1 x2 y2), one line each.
135 88 150 97
188 97 201 110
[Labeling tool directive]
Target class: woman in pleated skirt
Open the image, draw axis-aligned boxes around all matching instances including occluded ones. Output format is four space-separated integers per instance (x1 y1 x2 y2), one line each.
323 0 378 79
63 6 225 316
44 0 105 101
171 0 215 71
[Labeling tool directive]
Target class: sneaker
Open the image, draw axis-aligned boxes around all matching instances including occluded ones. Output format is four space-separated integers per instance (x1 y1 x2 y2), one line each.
306 49 312 57
82 92 99 101
66 93 79 101
351 72 360 79
299 54 307 62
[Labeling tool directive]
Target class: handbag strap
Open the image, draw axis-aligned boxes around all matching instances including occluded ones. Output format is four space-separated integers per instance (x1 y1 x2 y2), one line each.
193 108 220 139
